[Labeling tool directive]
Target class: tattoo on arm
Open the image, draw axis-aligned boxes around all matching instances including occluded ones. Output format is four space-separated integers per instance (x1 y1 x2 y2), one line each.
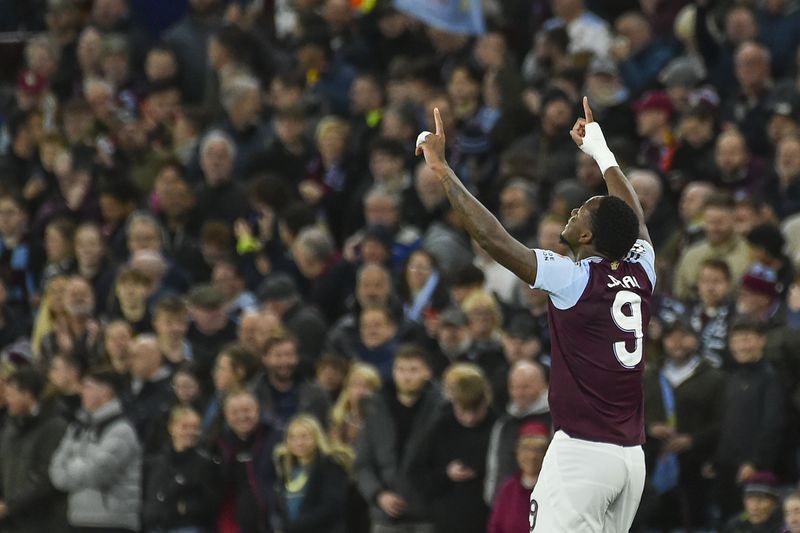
437 167 537 284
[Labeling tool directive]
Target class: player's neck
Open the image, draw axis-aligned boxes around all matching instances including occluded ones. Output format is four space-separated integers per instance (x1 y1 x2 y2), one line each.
573 245 606 262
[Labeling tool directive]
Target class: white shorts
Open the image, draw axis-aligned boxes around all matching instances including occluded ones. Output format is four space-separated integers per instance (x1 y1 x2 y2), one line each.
529 430 645 533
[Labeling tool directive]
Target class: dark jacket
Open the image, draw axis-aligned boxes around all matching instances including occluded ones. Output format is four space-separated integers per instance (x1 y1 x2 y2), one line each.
143 446 222 531
715 359 785 470
414 408 495 533
253 374 331 430
354 382 445 524
121 368 174 451
722 507 783 533
644 358 727 474
215 421 283 533
274 455 349 533
0 410 68 533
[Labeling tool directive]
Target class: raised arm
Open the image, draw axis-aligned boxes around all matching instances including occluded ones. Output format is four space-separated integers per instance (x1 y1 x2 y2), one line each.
569 97 652 244
416 109 537 284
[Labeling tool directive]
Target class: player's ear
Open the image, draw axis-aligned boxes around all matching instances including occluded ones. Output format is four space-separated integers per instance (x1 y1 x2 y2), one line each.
578 228 593 245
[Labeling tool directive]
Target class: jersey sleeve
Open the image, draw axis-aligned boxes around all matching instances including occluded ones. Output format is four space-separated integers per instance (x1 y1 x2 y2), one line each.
624 239 657 291
532 249 591 310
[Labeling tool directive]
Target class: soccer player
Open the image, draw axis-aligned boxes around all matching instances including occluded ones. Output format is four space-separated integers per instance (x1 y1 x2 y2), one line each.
416 97 654 532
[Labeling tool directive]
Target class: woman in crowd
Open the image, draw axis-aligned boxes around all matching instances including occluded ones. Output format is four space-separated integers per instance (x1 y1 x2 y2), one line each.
329 362 381 446
398 249 450 323
488 421 551 533
143 406 221 533
273 414 351 533
202 343 260 439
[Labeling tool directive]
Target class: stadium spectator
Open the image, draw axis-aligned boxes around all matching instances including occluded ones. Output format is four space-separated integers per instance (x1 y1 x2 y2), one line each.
484 360 550 505
49 366 142 532
721 471 783 533
0 367 69 532
488 422 550 533
354 344 443 533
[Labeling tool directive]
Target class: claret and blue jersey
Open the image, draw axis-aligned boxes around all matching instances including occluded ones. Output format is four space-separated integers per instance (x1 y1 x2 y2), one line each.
532 239 657 446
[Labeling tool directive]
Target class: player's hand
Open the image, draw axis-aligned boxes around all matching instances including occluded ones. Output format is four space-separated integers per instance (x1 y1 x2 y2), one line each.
416 108 448 174
570 97 616 175
377 491 407 518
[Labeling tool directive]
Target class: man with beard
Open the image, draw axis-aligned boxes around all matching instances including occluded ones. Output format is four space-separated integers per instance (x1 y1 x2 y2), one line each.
252 332 330 430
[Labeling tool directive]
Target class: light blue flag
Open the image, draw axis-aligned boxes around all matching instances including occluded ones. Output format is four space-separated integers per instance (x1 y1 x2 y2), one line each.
393 0 485 35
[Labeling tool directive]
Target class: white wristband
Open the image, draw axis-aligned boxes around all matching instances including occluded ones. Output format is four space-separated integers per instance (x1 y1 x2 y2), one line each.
593 150 619 175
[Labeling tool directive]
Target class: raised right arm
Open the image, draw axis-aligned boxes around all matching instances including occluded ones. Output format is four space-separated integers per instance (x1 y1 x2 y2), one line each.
417 109 538 285
570 97 652 244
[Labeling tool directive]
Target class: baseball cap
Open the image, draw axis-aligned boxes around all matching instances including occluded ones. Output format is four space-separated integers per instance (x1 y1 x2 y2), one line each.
187 284 225 309
85 366 123 395
257 273 298 303
587 56 618 76
740 263 779 298
16 69 47 96
440 307 468 327
361 225 394 250
659 57 704 88
743 471 780 499
518 421 551 444
632 90 673 116
767 95 800 120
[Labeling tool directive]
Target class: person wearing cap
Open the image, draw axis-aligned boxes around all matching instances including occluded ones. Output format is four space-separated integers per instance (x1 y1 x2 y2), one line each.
611 11 676 95
49 366 143 532
186 283 237 386
414 365 494 533
722 471 783 533
660 56 706 114
483 360 550 505
488 421 550 533
258 272 328 363
735 263 785 331
0 367 69 533
712 319 784 521
747 223 795 296
583 56 637 139
641 319 726 530
633 89 676 173
766 95 800 147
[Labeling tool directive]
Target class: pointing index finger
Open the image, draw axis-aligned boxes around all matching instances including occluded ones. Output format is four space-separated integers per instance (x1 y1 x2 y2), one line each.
434 107 444 136
583 96 594 123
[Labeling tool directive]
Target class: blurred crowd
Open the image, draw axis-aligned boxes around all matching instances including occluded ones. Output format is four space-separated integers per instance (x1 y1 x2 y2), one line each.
1 0 800 532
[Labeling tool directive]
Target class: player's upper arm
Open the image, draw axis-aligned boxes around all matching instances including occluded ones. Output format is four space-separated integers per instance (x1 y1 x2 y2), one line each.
483 232 539 285
531 250 590 309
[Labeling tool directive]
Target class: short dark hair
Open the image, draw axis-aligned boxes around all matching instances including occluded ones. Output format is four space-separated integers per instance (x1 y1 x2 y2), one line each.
703 192 735 211
394 344 430 367
7 368 45 399
700 258 732 280
729 317 765 336
591 196 639 261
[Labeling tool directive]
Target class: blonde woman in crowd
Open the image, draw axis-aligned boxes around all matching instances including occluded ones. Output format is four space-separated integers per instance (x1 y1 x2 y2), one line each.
329 362 382 446
30 274 70 361
273 414 351 533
